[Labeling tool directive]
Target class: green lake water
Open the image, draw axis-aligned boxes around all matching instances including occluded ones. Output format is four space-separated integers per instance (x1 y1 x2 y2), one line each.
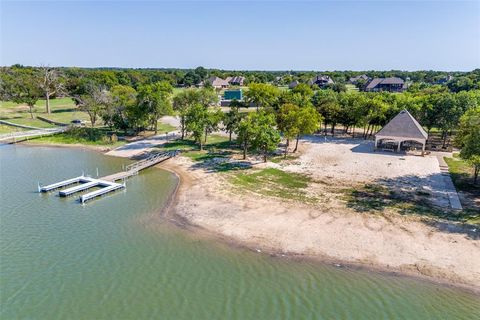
1 145 479 319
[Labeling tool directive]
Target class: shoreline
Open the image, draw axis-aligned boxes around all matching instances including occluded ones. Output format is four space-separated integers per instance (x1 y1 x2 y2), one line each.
15 142 480 294
159 158 480 295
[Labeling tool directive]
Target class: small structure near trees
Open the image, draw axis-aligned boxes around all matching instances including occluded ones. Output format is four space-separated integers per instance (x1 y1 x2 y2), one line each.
375 109 428 155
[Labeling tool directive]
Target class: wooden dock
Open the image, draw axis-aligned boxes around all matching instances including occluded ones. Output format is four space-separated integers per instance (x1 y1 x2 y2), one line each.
38 150 179 203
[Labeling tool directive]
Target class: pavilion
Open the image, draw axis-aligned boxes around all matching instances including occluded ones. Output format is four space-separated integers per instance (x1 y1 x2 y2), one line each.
374 109 428 155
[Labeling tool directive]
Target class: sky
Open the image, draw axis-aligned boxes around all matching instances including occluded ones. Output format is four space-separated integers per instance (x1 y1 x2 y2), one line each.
1 0 479 71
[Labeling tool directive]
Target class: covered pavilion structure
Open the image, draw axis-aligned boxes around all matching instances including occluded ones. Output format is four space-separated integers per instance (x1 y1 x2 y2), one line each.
374 109 428 155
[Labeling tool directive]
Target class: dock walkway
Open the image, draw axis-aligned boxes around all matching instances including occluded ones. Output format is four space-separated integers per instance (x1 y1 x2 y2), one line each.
39 150 179 203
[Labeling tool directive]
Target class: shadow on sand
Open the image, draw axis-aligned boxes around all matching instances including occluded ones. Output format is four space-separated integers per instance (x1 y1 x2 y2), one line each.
344 173 479 239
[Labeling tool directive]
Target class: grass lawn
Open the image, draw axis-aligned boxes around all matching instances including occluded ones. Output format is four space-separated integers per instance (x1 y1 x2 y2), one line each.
29 127 125 148
346 84 359 92
6 118 56 128
230 168 317 203
1 98 91 126
0 124 27 134
444 155 479 192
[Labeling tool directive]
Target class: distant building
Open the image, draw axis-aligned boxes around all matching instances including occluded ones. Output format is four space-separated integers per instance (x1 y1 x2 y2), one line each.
205 76 229 89
436 75 454 85
308 75 334 88
348 74 370 84
288 80 300 89
225 76 245 86
365 77 406 92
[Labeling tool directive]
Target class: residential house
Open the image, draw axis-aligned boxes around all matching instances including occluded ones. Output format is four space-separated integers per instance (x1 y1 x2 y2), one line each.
205 76 230 89
288 80 300 89
365 77 406 92
348 74 370 84
308 75 334 88
436 75 454 85
226 76 245 86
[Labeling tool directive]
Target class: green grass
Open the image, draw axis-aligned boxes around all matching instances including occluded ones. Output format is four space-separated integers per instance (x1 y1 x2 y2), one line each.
230 168 317 202
5 117 56 128
345 84 359 92
0 124 26 134
444 156 479 192
1 98 92 126
154 122 177 133
29 127 125 148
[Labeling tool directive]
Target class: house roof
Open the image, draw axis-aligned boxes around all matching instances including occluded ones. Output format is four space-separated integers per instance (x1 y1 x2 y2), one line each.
376 109 428 140
207 76 229 87
289 80 300 88
228 76 245 84
366 77 404 90
349 74 369 82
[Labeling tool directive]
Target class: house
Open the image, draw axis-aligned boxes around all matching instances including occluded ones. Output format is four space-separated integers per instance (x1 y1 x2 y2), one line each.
205 76 229 89
288 80 300 89
226 76 245 86
365 77 406 92
375 109 428 155
436 75 454 85
308 75 334 88
349 74 370 84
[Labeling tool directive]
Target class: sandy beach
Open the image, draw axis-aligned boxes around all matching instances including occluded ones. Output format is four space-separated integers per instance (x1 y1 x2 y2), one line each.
161 139 480 292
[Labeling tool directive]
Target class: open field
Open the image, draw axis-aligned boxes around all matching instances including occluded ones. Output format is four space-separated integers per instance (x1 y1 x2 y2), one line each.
0 98 90 130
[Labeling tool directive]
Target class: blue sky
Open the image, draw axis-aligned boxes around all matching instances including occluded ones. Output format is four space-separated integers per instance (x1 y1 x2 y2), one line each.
1 1 479 71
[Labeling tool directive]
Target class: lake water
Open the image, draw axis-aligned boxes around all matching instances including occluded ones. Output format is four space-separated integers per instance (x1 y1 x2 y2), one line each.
1 145 479 319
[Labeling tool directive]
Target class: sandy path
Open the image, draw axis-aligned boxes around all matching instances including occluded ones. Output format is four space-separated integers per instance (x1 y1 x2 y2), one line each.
162 156 480 291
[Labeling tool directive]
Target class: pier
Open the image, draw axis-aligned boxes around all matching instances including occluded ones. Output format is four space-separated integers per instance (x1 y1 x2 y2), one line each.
39 150 179 203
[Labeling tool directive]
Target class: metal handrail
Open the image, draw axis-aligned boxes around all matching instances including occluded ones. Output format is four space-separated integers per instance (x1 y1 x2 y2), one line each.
125 150 179 172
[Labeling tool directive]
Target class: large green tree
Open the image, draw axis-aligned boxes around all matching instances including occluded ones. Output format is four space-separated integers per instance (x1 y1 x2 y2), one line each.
249 111 281 162
173 88 218 139
104 85 138 132
223 102 243 141
455 107 480 184
277 103 300 157
137 81 173 134
75 84 110 127
245 83 280 111
294 106 322 152
185 103 209 150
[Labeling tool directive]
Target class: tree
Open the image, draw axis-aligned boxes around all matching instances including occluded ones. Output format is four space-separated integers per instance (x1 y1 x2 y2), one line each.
244 83 280 111
39 65 63 114
103 85 137 132
237 115 255 160
249 111 281 162
137 81 173 134
223 102 243 141
295 106 321 152
9 70 42 119
75 84 110 127
312 89 340 134
173 88 218 139
277 103 300 157
455 107 480 184
185 103 209 150
204 107 223 143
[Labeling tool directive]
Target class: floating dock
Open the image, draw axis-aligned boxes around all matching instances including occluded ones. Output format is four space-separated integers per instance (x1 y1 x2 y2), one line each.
38 150 179 204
